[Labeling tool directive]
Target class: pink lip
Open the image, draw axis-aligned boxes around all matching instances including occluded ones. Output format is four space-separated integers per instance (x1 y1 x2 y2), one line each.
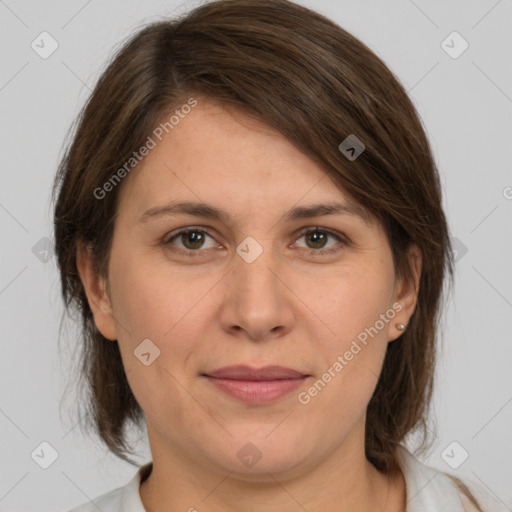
205 365 307 380
203 365 310 405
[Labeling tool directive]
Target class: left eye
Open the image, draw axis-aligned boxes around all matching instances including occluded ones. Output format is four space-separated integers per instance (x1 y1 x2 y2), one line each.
294 228 344 253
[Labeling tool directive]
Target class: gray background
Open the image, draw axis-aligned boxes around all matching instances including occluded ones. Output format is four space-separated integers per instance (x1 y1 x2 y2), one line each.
1 0 511 510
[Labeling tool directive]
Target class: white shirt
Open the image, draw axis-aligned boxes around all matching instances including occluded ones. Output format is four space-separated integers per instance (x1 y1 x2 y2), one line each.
68 445 510 511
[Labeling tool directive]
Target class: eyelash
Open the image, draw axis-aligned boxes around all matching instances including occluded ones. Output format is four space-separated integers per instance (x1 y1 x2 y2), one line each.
163 226 348 258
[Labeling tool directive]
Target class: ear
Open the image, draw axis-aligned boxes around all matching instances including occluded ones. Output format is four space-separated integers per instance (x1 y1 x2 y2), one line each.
388 244 422 342
76 242 117 341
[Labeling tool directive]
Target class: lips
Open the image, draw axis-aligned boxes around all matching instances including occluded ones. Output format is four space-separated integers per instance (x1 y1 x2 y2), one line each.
202 365 310 405
204 365 307 380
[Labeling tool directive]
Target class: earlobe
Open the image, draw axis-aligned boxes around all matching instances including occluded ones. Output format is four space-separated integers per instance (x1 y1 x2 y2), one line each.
76 242 117 341
389 245 422 342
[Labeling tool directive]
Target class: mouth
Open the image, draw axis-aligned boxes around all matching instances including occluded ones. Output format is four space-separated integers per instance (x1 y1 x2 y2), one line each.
201 365 311 405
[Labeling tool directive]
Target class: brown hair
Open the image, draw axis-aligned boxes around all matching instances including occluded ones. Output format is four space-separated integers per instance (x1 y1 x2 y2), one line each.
53 0 468 502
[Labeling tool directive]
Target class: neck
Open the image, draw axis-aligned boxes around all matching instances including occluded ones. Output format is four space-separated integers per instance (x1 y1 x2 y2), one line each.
139 423 406 512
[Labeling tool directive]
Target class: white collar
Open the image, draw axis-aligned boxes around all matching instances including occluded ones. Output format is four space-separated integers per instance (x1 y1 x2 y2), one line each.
395 444 466 511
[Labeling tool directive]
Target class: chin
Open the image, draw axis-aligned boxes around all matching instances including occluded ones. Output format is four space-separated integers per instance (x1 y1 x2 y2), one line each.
205 430 311 481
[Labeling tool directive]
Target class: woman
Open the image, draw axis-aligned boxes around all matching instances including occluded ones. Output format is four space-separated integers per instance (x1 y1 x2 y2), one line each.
52 1 504 510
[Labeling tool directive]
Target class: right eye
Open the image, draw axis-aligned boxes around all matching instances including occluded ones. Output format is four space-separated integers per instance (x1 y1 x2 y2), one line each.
164 227 220 256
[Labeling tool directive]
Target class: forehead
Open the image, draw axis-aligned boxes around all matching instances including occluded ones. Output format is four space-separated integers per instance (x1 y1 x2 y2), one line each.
116 99 373 227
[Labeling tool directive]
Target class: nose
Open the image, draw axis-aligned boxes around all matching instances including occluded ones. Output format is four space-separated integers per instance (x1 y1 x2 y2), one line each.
218 242 295 342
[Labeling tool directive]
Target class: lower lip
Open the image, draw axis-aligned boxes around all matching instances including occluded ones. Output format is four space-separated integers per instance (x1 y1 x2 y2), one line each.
204 376 308 405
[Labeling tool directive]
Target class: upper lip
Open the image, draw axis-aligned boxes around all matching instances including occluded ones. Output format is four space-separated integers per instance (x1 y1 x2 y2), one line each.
203 365 308 381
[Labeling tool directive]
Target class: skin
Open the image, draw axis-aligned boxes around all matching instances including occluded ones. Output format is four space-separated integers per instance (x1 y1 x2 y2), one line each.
77 98 421 512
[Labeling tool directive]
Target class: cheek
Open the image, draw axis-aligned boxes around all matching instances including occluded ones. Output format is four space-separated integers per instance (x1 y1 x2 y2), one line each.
109 248 205 340
108 250 219 381
301 259 394 407
313 258 395 347
108 255 207 422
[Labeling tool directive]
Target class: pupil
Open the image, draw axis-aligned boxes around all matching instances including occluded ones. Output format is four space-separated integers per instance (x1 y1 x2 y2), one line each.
183 231 204 249
307 231 326 249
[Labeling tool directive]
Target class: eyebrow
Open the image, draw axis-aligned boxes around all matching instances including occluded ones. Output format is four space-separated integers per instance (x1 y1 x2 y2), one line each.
138 200 371 226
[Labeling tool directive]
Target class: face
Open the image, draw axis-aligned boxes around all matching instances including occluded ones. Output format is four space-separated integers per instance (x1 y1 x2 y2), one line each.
78 98 420 480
